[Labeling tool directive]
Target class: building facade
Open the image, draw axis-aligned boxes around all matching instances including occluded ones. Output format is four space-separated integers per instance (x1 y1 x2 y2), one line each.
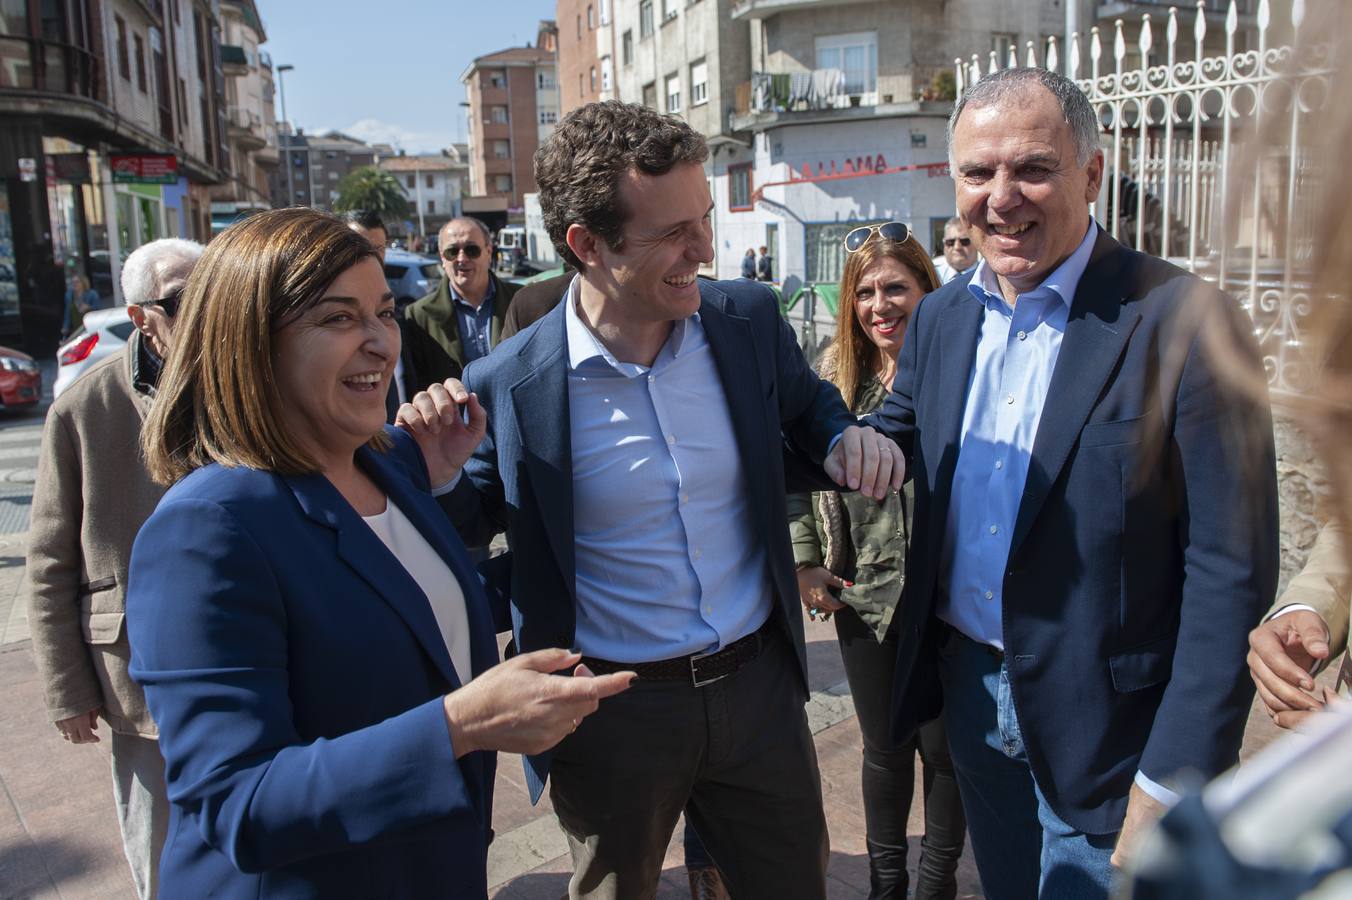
378 151 469 241
0 0 228 349
460 21 558 228
558 0 604 113
209 0 279 231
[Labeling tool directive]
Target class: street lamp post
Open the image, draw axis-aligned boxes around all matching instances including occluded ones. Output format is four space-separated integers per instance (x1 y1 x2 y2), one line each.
277 63 295 206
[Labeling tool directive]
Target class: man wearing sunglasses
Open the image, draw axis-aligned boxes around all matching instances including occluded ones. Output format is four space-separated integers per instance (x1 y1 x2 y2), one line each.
28 238 205 900
865 68 1276 898
931 217 978 285
407 216 520 376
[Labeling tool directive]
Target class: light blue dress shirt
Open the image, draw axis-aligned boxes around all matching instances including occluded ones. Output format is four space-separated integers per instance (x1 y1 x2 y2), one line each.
563 280 772 663
452 278 496 365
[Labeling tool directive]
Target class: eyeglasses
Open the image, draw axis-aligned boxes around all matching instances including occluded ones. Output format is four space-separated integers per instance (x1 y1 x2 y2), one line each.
442 243 484 260
943 237 973 248
145 288 183 318
844 222 911 253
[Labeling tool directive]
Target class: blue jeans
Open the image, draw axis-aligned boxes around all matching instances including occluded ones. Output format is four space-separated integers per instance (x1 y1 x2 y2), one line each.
937 626 1119 899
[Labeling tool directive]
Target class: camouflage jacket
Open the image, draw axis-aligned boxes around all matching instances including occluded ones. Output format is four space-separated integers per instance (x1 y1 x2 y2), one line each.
788 374 911 642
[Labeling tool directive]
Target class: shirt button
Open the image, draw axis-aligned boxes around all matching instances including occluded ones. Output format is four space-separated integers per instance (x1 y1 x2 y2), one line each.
667 434 676 445
1017 330 1027 341
989 524 998 534
994 459 1004 470
984 590 994 600
693 547 702 560
648 375 654 383
680 492 689 505
1005 394 1014 404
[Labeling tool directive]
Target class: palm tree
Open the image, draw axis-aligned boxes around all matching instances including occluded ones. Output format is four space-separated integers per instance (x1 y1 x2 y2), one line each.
333 166 409 220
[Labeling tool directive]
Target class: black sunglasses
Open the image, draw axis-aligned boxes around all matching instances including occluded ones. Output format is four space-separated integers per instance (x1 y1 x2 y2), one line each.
145 288 183 317
943 237 972 248
442 243 484 260
844 222 911 253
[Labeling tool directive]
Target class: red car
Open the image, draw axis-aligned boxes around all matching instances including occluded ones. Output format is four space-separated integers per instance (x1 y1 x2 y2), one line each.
0 346 41 408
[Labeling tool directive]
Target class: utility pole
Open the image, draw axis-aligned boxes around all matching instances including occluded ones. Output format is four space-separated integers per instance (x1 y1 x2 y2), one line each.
277 63 295 205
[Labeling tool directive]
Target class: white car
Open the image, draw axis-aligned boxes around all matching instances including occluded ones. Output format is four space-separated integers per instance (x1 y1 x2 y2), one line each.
54 306 135 399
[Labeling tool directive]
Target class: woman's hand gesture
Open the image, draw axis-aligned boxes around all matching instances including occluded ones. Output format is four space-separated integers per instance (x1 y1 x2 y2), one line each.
395 378 487 488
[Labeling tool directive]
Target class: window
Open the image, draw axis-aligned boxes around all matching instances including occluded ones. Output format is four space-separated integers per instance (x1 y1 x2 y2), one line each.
539 109 558 125
589 66 596 93
537 71 554 89
133 32 147 92
576 15 581 39
728 164 752 211
992 33 1017 66
601 56 612 92
804 222 859 284
815 31 877 98
490 105 508 124
326 150 337 159
690 60 707 106
642 81 657 108
114 16 130 80
427 200 435 213
622 30 633 65
665 72 680 113
662 0 677 20
587 5 594 29
494 174 512 193
328 171 338 181
639 0 653 38
426 175 435 188
599 0 610 25
493 140 510 159
406 175 415 188
489 70 505 88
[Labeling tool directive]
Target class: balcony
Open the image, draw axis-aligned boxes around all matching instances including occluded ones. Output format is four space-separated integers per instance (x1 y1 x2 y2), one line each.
731 70 948 132
730 0 870 20
1096 0 1255 26
227 106 266 150
0 37 100 99
221 44 248 74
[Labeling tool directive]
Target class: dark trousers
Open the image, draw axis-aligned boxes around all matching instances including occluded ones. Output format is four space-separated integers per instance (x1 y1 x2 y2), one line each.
836 606 967 900
549 626 829 900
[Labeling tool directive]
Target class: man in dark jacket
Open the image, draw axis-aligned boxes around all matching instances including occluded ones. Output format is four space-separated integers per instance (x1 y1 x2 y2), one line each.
407 217 520 372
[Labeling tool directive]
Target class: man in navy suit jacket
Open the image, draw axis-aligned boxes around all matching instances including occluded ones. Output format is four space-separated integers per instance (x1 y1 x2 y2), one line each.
865 69 1278 898
422 101 903 900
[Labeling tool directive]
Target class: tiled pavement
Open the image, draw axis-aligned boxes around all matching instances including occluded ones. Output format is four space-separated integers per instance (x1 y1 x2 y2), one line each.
0 374 1312 898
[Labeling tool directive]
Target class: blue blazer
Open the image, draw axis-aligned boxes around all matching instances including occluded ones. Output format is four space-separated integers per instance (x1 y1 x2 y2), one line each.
126 428 499 899
866 231 1279 835
448 278 856 800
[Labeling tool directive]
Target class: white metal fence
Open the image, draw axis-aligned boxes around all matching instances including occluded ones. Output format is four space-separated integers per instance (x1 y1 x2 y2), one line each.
956 0 1339 400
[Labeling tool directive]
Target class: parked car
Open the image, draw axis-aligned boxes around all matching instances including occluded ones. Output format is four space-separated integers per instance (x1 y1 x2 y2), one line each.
0 345 41 408
383 249 442 309
54 306 135 399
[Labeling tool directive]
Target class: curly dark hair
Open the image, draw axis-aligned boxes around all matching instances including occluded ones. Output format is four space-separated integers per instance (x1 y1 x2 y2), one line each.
534 100 708 270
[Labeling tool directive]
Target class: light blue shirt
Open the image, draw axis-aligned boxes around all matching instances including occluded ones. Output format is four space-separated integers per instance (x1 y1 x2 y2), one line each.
563 279 772 663
938 221 1096 649
452 278 496 365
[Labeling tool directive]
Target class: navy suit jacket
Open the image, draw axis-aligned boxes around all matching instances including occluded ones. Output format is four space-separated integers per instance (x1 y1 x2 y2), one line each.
127 429 498 898
866 231 1279 835
448 278 856 800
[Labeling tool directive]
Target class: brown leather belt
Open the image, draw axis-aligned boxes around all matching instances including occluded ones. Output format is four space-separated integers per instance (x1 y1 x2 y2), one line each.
580 620 773 688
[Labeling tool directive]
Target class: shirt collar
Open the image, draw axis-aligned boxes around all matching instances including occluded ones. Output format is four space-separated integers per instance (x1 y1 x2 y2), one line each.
450 275 495 312
563 274 694 376
968 219 1097 310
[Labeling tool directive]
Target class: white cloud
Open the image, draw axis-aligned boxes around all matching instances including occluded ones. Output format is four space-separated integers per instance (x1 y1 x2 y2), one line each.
330 118 457 155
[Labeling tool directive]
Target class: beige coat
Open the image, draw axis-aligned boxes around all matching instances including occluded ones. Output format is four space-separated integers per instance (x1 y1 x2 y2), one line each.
1271 522 1351 696
26 336 164 736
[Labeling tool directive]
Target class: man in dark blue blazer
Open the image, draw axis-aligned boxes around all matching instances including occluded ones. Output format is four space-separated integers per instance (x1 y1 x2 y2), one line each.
427 101 903 899
865 69 1278 898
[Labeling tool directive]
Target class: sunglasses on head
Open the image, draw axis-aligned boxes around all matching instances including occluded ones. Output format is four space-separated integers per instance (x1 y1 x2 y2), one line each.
146 288 183 318
944 237 972 248
442 243 484 260
844 222 911 253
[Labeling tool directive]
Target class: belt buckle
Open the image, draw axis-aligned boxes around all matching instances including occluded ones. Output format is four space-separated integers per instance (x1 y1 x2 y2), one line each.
689 650 728 688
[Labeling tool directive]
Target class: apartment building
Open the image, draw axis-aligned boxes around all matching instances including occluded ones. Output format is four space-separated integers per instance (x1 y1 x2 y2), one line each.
558 0 606 112
210 0 279 230
0 0 229 348
461 21 559 228
379 150 470 240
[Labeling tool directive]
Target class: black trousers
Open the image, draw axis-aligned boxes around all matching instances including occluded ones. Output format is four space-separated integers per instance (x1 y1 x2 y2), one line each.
835 605 967 900
549 626 829 900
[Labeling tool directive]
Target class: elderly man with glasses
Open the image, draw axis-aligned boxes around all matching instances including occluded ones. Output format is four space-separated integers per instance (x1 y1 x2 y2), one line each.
27 237 204 900
931 216 979 285
407 216 521 375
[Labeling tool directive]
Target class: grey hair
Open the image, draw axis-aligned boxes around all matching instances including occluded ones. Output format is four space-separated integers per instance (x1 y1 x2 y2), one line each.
120 238 205 305
947 68 1100 167
442 216 494 245
944 216 964 230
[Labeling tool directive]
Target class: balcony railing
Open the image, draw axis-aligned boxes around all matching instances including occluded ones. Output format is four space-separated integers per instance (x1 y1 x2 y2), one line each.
739 69 875 116
0 37 100 99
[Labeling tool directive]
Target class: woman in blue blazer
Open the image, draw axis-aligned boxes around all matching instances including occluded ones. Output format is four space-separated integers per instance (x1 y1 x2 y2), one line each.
126 208 632 899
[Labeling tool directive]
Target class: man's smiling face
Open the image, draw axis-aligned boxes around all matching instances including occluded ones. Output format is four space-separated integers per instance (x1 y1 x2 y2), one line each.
951 83 1103 296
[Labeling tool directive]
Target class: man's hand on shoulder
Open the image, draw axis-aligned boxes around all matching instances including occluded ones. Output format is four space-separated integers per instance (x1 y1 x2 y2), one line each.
1247 607 1332 729
823 425 905 500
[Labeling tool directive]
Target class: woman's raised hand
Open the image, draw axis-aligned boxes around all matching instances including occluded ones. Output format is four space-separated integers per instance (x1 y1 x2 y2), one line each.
395 378 487 488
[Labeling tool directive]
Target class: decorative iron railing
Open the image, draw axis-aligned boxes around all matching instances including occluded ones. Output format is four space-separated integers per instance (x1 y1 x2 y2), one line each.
956 0 1338 401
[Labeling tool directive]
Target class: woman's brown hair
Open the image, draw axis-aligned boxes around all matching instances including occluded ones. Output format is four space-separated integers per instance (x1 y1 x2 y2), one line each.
826 228 941 408
142 208 382 485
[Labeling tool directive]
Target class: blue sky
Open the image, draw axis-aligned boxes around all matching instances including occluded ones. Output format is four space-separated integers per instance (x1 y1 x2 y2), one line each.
259 1 558 153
